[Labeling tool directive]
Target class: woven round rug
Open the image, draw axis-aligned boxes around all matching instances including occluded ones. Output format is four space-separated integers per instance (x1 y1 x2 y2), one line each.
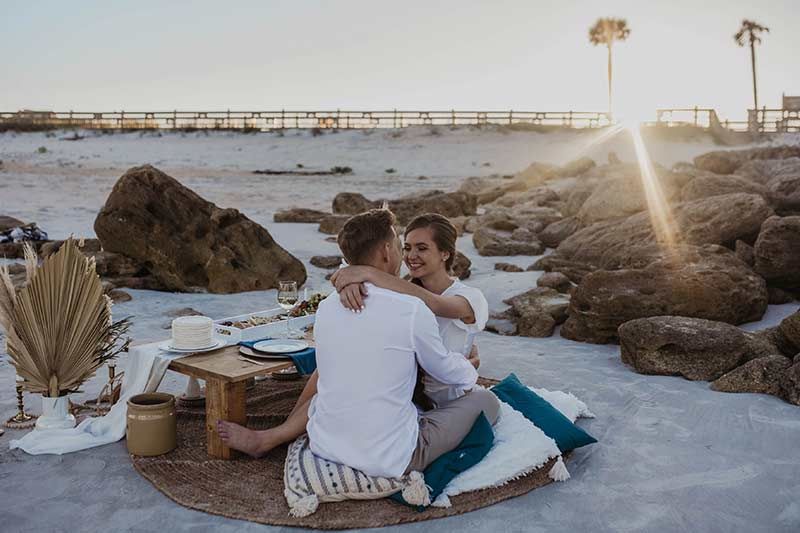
132 377 559 529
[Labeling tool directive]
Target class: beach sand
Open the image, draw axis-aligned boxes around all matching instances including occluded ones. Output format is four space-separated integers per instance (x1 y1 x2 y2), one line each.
1 127 799 532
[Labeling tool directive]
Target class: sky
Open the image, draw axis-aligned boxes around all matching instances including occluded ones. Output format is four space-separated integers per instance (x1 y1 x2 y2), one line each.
2 0 798 121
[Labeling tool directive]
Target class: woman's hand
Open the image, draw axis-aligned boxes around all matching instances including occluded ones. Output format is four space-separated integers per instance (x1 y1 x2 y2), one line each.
339 283 369 312
329 265 373 292
468 345 480 369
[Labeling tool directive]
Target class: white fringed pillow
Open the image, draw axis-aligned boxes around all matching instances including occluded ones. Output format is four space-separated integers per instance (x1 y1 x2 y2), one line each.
283 435 430 517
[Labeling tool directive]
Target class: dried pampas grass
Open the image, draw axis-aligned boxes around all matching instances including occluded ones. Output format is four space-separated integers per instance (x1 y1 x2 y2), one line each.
0 239 130 397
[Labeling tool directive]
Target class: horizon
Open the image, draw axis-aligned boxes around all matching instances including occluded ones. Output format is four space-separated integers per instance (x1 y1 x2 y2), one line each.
2 1 799 122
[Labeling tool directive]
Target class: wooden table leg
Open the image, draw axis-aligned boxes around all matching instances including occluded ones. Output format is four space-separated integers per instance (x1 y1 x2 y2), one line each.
205 379 247 459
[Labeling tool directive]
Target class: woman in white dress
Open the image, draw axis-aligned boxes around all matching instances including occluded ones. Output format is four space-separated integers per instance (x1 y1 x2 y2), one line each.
330 213 489 408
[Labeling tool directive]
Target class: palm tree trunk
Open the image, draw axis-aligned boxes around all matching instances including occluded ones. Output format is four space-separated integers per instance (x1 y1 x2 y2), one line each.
607 43 613 117
750 41 758 116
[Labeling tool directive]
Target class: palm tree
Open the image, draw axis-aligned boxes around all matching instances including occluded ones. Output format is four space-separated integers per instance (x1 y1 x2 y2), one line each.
589 18 631 118
734 19 769 112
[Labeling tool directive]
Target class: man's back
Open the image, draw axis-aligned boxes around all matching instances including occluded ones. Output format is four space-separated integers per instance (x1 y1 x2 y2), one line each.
307 285 423 478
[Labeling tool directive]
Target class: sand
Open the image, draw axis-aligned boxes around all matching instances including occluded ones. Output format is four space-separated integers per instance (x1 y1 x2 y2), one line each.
1 127 799 532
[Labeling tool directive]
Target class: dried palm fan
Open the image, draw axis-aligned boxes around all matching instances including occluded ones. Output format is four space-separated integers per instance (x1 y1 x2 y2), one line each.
0 238 130 397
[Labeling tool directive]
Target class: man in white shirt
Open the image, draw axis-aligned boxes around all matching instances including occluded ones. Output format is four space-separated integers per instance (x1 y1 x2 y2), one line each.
218 209 498 477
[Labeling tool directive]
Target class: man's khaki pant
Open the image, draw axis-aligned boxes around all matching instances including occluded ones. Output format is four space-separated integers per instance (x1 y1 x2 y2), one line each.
404 388 499 474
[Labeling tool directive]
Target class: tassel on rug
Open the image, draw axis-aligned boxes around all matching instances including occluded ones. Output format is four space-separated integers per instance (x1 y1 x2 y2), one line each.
548 456 570 482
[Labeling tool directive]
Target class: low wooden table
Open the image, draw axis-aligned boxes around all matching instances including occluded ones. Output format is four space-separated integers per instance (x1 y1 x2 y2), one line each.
168 345 295 459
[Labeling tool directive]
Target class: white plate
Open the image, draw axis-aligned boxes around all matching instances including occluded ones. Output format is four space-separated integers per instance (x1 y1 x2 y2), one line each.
239 346 290 360
158 339 227 353
252 339 308 354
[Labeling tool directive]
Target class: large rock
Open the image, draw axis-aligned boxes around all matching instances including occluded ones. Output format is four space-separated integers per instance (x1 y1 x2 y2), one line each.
535 193 773 280
310 255 342 269
735 157 800 185
491 187 559 209
274 208 329 223
680 174 769 202
754 216 800 287
95 165 306 293
459 175 525 205
452 251 472 280
576 172 683 225
500 287 570 337
781 362 800 405
695 146 800 175
618 316 779 380
318 215 350 235
0 215 25 232
562 181 598 217
766 174 800 213
332 190 477 225
711 355 791 396
472 226 544 256
538 217 580 248
562 245 768 344
536 271 572 293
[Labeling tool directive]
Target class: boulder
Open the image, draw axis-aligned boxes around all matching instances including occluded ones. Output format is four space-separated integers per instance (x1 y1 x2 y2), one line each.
0 215 25 232
310 255 342 269
766 174 800 212
107 288 132 303
576 172 682 225
472 226 544 256
538 217 580 248
777 310 800 353
768 287 795 304
274 208 329 224
680 174 770 203
735 157 800 185
459 175 524 205
494 262 524 273
537 193 773 279
780 362 800 405
710 355 791 396
562 245 768 344
618 316 779 380
452 251 472 280
501 287 570 337
492 187 559 209
318 215 350 235
754 216 800 287
536 272 572 293
734 240 755 266
464 205 560 235
695 146 800 175
562 181 598 217
94 165 306 294
40 238 102 258
557 157 596 178
332 190 477 225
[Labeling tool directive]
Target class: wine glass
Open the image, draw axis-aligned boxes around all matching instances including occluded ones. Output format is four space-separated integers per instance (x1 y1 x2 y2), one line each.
277 281 299 338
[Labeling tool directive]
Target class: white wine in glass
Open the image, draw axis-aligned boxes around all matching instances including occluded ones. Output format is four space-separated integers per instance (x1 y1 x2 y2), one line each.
277 281 299 337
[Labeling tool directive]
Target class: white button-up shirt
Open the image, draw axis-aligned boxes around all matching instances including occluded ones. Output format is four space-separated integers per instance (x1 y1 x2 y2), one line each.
307 284 479 478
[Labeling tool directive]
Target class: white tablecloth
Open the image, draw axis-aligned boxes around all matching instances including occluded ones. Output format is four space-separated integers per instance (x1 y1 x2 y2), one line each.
9 342 181 455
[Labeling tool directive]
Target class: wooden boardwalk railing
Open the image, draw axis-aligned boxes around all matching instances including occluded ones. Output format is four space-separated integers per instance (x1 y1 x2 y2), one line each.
2 108 796 133
0 110 611 131
655 107 800 133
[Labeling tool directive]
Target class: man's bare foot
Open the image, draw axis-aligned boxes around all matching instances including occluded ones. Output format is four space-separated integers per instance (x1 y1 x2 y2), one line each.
216 420 279 458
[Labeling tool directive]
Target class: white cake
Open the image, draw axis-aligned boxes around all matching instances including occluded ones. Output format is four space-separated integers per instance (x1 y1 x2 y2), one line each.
171 316 214 349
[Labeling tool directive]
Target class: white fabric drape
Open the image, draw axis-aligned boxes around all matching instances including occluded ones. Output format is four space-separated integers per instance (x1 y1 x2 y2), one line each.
9 342 180 455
